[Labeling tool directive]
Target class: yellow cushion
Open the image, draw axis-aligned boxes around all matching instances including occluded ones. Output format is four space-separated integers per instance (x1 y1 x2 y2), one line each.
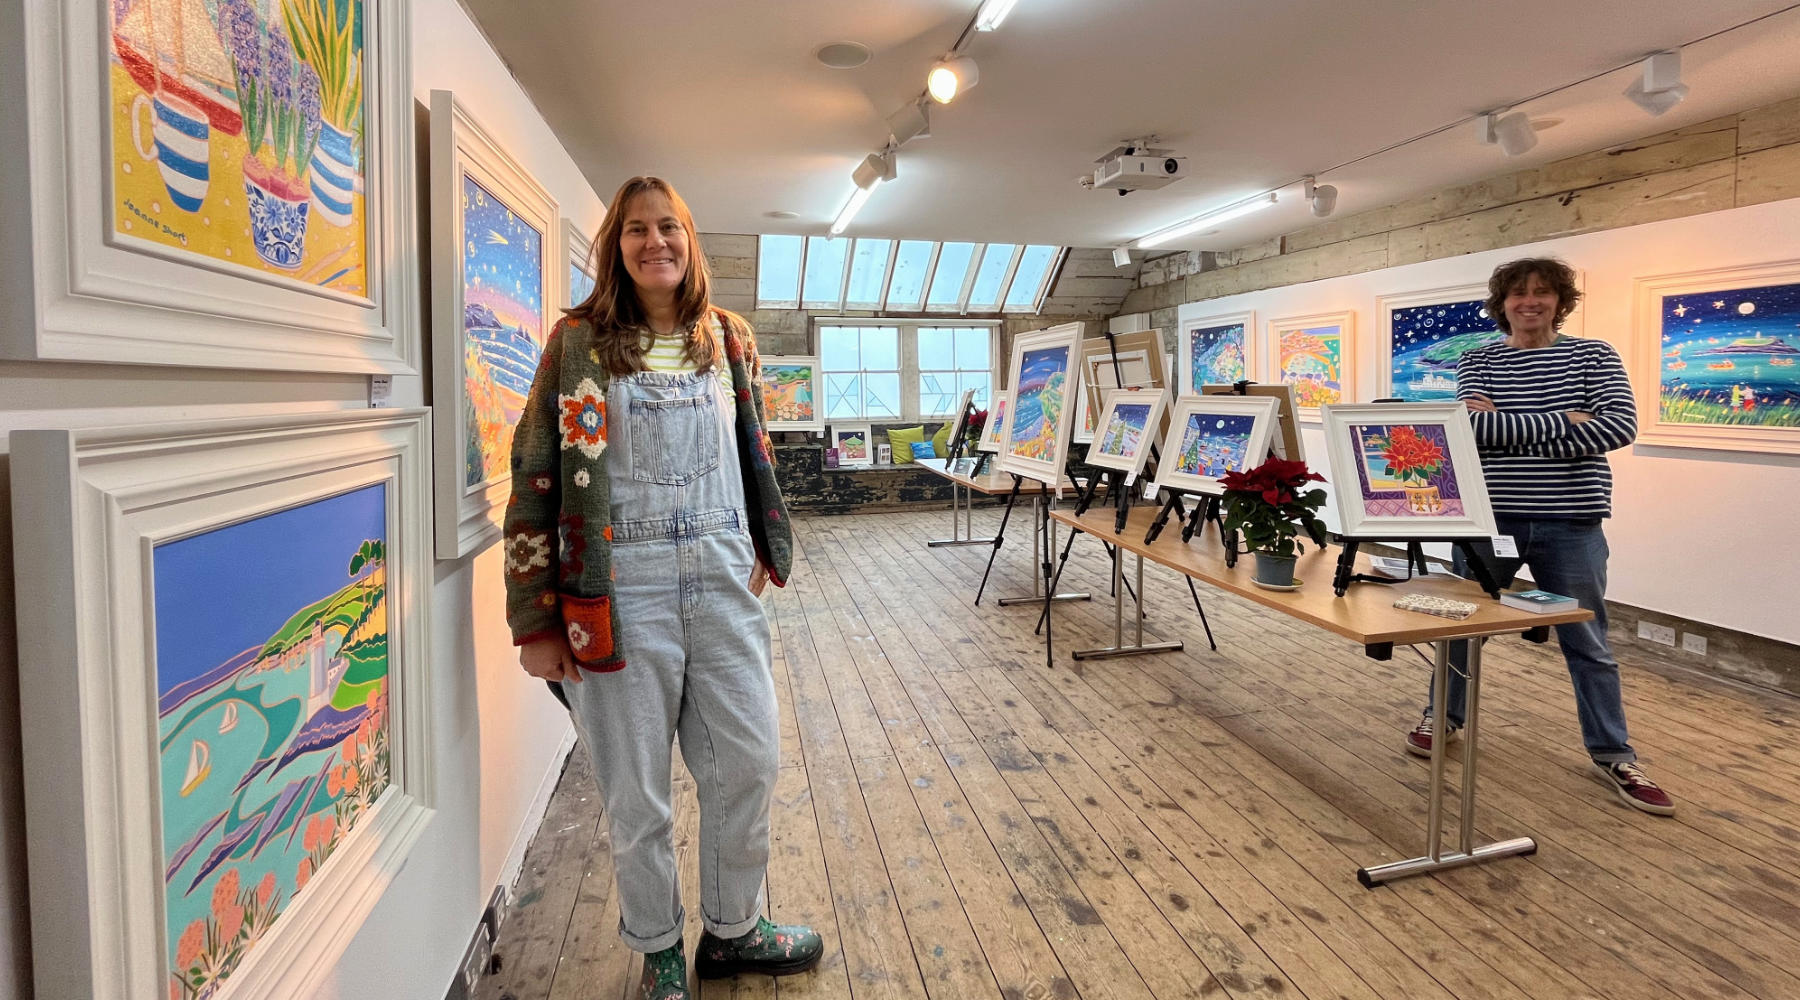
932 423 953 457
886 426 926 465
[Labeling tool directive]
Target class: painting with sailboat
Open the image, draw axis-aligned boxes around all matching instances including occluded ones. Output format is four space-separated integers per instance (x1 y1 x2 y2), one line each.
110 0 369 291
1657 280 1800 428
154 484 390 998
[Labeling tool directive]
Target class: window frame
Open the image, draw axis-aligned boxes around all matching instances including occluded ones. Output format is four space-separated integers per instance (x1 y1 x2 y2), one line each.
813 317 1001 422
756 237 1062 315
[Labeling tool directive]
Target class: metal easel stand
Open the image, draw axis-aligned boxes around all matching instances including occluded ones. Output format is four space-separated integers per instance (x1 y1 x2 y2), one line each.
998 492 1093 607
926 477 996 548
1072 542 1185 660
1357 636 1535 886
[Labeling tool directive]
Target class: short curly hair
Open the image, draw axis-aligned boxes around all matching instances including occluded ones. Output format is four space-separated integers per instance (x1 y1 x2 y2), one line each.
1486 257 1581 334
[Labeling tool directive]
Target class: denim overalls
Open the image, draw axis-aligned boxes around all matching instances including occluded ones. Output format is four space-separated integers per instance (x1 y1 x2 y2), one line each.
558 369 779 952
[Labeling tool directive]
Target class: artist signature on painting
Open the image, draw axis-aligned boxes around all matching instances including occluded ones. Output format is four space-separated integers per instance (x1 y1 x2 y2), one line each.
123 199 189 246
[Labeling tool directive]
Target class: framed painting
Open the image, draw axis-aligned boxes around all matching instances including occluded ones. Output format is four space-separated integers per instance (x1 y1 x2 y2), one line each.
759 356 825 432
1267 310 1355 418
1377 286 1500 401
831 424 874 468
3 0 417 371
1152 395 1279 496
1631 261 1800 453
429 90 558 557
1178 310 1255 395
1074 330 1167 444
1201 382 1304 463
564 218 597 308
998 323 1084 487
1321 402 1496 539
9 409 436 1000
945 387 978 457
1086 388 1171 478
977 391 1012 453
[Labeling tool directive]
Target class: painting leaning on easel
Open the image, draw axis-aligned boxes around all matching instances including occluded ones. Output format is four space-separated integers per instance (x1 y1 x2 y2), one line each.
1320 402 1496 539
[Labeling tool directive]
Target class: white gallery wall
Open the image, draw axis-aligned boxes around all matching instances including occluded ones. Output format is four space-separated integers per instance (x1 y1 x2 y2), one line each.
0 0 602 996
1175 197 1800 644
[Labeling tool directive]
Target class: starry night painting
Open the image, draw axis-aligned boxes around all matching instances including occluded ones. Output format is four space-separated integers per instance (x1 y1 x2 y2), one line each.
569 262 596 307
1186 322 1247 391
462 173 546 488
1657 280 1800 428
1388 299 1504 401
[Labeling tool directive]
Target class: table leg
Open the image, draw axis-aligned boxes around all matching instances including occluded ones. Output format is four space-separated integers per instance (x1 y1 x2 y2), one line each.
928 481 995 547
1073 551 1183 660
1000 496 1091 606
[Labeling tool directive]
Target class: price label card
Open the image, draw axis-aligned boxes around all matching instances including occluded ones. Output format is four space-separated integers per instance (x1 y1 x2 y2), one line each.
368 374 392 408
1123 471 1137 488
1490 535 1518 558
1143 480 1159 501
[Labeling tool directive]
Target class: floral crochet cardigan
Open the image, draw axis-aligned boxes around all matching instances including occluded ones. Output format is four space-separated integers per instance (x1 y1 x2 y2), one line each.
502 309 793 671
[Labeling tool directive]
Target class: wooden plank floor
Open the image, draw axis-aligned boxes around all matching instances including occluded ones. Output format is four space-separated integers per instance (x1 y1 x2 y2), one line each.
479 508 1800 1000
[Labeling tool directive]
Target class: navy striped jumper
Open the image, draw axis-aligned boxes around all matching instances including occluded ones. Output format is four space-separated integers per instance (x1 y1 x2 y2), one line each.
1454 336 1637 520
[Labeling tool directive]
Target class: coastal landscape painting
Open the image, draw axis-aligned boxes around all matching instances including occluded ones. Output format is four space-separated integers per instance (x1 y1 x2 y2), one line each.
461 173 545 488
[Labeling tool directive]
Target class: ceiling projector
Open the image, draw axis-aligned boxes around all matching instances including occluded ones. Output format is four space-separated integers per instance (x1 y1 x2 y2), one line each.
1089 143 1187 193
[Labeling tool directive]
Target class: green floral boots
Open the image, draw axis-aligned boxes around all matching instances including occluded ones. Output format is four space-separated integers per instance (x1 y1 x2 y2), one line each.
639 940 689 1000
694 916 825 979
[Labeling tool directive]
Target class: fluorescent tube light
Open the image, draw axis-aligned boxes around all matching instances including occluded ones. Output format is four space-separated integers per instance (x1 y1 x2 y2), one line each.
1135 193 1277 249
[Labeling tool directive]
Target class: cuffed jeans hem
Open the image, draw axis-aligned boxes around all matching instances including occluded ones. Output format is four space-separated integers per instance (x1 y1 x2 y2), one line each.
621 913 687 954
1590 749 1638 765
702 890 767 940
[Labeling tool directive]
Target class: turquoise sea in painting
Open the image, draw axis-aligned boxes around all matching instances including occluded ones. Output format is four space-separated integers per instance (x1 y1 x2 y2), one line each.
1187 323 1246 391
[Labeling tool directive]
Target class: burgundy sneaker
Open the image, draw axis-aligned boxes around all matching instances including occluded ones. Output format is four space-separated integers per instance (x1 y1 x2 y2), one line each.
1591 761 1676 816
1403 715 1459 759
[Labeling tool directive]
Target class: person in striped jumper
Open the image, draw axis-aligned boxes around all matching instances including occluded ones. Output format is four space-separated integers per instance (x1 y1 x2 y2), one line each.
1404 257 1674 816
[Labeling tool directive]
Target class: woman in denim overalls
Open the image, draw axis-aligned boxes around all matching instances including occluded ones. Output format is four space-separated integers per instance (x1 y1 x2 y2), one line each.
505 177 823 1000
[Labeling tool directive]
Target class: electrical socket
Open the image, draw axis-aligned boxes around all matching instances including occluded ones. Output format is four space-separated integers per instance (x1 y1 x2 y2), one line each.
1636 621 1677 646
1682 633 1708 656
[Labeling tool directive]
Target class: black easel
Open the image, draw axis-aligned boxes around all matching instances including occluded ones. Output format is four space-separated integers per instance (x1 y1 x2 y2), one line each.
1332 537 1502 598
974 474 1023 605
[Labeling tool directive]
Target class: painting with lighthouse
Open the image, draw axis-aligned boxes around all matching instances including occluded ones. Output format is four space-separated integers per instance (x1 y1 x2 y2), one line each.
152 484 390 998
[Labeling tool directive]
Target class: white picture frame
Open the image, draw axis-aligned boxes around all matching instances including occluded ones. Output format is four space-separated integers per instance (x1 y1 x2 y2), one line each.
1177 308 1256 395
1086 388 1171 478
429 90 560 558
977 390 1012 453
830 423 874 468
1153 394 1280 496
945 387 978 456
758 355 826 432
564 218 597 308
2 0 418 372
998 322 1084 487
1266 309 1356 419
8 409 437 1000
1200 382 1304 463
1321 402 1497 539
1075 330 1167 444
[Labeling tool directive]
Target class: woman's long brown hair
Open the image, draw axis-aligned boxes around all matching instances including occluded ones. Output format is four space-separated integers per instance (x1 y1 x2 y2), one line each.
568 176 727 375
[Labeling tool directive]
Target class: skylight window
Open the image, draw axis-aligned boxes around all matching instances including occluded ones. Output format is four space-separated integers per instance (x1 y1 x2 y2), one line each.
925 242 978 311
754 237 1061 314
843 239 893 310
885 241 936 311
1003 244 1059 312
756 234 803 307
800 237 850 308
966 244 1018 311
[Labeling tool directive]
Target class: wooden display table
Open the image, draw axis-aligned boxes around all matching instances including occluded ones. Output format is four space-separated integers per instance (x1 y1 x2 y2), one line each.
1049 505 1592 888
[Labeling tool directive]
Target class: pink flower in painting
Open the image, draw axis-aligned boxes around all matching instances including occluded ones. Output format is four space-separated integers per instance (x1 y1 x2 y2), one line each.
296 857 314 890
258 872 276 907
218 903 245 943
320 814 338 844
175 919 206 970
211 868 241 917
303 816 321 852
326 767 344 798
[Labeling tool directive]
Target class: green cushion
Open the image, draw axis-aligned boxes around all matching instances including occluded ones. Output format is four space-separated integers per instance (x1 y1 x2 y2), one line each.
886 426 926 465
931 423 953 457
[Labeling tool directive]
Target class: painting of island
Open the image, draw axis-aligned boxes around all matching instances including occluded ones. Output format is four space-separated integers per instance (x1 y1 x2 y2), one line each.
834 428 869 463
1280 324 1345 409
1187 322 1247 390
1388 299 1503 401
1097 400 1154 460
154 484 390 998
1008 345 1072 461
760 362 818 425
1350 423 1467 518
463 173 545 488
1657 280 1800 428
1175 412 1255 478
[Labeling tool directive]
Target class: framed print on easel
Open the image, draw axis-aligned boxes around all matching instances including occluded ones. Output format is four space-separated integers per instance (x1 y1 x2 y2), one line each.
998 323 1084 487
1152 394 1280 496
1074 330 1167 443
429 90 559 557
1319 402 1496 539
9 409 437 1000
3 0 418 372
1201 382 1303 463
1266 310 1355 418
977 391 1012 453
1086 388 1171 479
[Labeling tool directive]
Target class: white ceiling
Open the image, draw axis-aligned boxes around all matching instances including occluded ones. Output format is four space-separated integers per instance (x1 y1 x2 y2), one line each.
460 0 1800 252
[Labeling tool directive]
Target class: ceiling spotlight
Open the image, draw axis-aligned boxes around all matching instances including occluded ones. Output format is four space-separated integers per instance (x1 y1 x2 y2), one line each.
1477 111 1538 157
1111 246 1132 268
1626 50 1689 116
834 149 896 236
1136 192 1278 250
975 0 1021 31
1303 176 1338 218
886 101 931 146
927 56 979 104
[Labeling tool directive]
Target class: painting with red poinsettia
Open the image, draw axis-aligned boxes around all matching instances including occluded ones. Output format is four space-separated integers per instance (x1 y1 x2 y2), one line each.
1350 423 1466 517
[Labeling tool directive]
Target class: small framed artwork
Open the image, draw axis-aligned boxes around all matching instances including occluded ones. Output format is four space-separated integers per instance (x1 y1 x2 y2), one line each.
758 356 826 432
1321 402 1497 539
1267 310 1355 417
999 323 1084 487
830 424 874 468
1178 310 1255 395
945 387 979 457
1631 261 1800 453
564 218 597 308
1153 395 1280 496
1075 330 1167 443
3 0 418 372
1086 388 1171 478
429 90 559 558
1201 382 1303 463
9 409 437 1000
977 391 1012 453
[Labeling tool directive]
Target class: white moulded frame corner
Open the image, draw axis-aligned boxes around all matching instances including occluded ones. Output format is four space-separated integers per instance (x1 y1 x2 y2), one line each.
8 409 437 1000
429 89 560 558
1320 401 1497 540
563 217 597 309
976 390 1012 453
3 0 418 372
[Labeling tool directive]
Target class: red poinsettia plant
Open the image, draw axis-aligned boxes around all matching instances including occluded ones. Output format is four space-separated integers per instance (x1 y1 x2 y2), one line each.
1379 425 1446 484
1218 456 1330 559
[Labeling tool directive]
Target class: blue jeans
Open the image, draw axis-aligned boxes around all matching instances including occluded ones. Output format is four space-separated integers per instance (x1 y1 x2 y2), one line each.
1426 516 1636 764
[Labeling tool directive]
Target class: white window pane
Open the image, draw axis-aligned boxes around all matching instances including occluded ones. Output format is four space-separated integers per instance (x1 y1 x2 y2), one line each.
966 244 1016 310
886 241 934 310
926 242 977 308
757 235 802 305
863 327 900 371
825 373 862 419
820 327 860 371
1003 245 1058 310
866 373 901 419
843 239 891 308
955 327 990 370
801 237 849 306
960 372 992 408
918 328 954 370
920 372 954 416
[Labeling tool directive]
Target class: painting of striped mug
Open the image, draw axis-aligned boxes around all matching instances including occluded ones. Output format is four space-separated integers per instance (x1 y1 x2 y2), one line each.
130 90 211 213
